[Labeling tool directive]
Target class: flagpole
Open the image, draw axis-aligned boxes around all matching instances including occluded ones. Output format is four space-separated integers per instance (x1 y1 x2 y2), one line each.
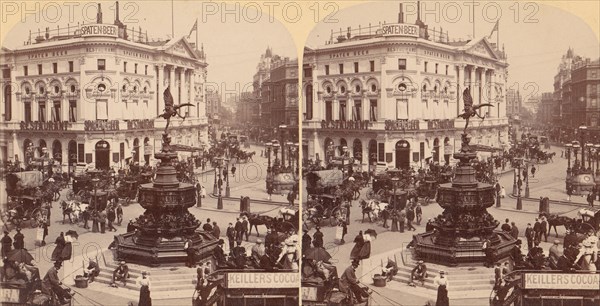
196 18 198 51
472 0 475 39
171 0 174 39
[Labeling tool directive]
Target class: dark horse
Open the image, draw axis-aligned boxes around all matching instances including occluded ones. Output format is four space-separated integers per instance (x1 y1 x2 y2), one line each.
60 200 73 224
543 213 574 237
240 212 273 237
359 199 373 223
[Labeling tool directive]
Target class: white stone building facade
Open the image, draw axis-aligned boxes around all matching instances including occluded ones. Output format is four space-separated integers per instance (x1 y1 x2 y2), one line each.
303 23 509 171
1 25 208 173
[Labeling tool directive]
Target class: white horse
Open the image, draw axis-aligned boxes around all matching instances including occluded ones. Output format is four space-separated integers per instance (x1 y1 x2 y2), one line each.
368 200 389 221
71 202 89 223
279 207 297 218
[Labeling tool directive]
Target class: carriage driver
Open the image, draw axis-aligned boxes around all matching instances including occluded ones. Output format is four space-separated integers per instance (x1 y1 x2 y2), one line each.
41 261 73 304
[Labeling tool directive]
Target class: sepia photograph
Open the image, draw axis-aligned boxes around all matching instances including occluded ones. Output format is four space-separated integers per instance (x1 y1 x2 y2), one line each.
0 1 299 305
301 1 599 306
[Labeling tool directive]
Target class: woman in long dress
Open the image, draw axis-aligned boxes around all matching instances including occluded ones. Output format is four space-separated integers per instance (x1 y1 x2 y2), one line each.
137 271 151 306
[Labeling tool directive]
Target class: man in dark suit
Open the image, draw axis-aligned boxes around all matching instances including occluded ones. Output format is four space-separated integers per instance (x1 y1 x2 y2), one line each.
226 223 236 255
524 223 534 251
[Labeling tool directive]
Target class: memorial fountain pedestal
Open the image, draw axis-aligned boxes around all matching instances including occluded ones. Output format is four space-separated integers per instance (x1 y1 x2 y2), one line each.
113 135 217 266
412 134 517 266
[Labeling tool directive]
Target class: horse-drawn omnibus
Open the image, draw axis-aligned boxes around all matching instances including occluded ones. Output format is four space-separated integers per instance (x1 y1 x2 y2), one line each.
4 171 48 228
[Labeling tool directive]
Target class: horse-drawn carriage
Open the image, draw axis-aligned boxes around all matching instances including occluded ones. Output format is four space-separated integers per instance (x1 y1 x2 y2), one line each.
240 135 251 148
1 270 73 306
305 194 347 227
576 207 600 234
302 250 371 306
3 171 48 228
306 170 344 196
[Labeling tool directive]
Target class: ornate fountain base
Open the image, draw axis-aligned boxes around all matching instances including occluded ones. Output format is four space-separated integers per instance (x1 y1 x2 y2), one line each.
412 231 516 266
113 231 218 266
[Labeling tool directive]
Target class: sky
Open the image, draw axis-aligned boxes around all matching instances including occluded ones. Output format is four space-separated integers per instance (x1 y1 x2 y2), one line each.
0 1 298 94
306 1 600 95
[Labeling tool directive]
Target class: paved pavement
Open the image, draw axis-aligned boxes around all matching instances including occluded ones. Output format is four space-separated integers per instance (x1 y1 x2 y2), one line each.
304 145 586 305
0 144 298 305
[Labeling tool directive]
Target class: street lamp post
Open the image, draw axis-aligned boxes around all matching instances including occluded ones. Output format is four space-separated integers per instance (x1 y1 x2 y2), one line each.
225 158 231 197
517 162 523 210
273 141 280 172
525 162 530 198
216 157 223 210
594 144 600 176
279 124 287 168
587 143 594 171
566 143 573 173
573 142 581 173
512 165 518 196
287 141 293 169
580 126 587 169
391 177 400 210
341 146 348 179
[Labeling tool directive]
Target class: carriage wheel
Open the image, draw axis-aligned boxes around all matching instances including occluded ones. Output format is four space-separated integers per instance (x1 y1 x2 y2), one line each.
366 189 375 200
30 209 43 228
66 190 75 201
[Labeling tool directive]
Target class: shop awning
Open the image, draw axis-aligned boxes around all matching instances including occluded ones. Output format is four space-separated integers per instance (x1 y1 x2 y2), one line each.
305 170 343 188
470 144 503 152
170 144 204 152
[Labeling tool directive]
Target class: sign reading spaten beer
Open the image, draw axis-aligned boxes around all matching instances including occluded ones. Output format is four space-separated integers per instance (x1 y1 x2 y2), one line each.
80 24 118 38
523 273 600 290
381 23 419 38
226 272 299 289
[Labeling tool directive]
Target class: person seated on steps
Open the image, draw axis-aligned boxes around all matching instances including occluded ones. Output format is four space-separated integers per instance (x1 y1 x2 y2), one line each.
410 260 428 287
111 261 129 287
381 259 398 282
84 259 100 283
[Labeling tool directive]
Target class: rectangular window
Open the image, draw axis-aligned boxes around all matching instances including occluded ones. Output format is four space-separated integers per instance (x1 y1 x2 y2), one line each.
325 65 329 75
77 144 84 163
2 69 9 78
339 63 344 74
145 65 148 75
339 100 346 121
378 143 385 162
23 66 28 76
69 100 77 122
353 100 362 121
369 99 377 121
96 99 108 120
134 63 138 74
123 62 127 72
38 101 46 122
97 59 106 70
52 63 57 74
420 142 425 160
424 61 428 73
435 63 438 74
354 62 359 73
325 101 332 121
24 102 31 122
38 64 42 75
370 60 375 72
69 61 74 72
398 59 406 70
396 98 408 119
51 101 61 122
445 65 448 75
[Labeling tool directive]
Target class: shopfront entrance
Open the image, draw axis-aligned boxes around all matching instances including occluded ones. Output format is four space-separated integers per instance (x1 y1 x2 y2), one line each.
95 140 110 170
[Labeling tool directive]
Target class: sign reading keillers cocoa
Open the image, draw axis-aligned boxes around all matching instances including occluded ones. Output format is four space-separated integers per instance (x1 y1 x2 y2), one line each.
20 121 70 131
127 119 154 130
